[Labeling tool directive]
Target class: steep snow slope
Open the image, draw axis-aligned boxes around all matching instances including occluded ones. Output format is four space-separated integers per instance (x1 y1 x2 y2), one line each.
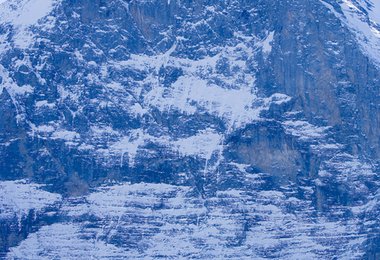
0 0 380 258
321 0 380 65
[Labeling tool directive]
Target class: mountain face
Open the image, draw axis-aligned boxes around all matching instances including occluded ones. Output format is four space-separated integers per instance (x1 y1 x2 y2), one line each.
1 0 380 258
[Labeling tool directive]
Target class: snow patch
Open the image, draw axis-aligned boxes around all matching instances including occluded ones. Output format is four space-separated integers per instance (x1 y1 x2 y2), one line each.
260 31 275 54
173 128 222 160
0 0 59 49
146 75 263 129
0 180 61 220
110 129 152 167
35 100 55 108
51 130 80 141
283 120 330 140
